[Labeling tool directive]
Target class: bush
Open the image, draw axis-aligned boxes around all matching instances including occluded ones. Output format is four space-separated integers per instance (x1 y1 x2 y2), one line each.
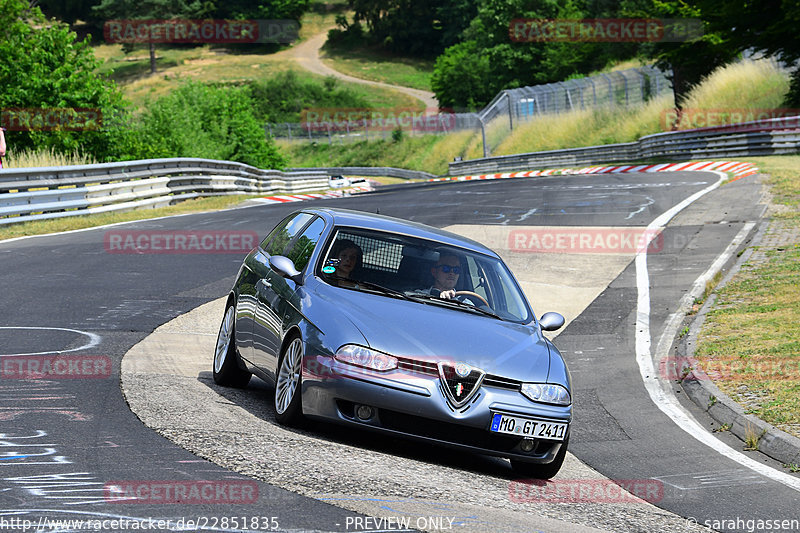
247 70 371 124
108 82 286 169
391 127 404 143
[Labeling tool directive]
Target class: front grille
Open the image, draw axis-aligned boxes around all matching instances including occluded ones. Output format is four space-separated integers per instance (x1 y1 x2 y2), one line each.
396 357 521 390
396 357 438 376
378 408 523 452
440 364 483 406
483 374 522 390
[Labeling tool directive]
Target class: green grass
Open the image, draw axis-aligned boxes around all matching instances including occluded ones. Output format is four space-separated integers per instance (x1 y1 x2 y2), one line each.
321 44 434 92
695 156 800 438
0 195 264 241
96 43 420 110
279 129 478 175
283 58 790 170
92 2 419 111
298 0 349 41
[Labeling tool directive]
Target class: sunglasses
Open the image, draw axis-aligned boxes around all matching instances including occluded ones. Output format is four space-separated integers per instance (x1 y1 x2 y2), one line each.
436 265 461 274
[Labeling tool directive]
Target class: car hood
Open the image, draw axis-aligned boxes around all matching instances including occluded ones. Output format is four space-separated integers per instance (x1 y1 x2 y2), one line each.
318 287 552 382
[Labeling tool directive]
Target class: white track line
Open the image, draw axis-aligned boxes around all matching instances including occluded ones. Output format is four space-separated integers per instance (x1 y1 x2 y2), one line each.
0 327 101 356
635 171 800 492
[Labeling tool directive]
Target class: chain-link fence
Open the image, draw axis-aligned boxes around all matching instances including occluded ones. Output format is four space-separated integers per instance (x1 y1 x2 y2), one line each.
268 66 672 152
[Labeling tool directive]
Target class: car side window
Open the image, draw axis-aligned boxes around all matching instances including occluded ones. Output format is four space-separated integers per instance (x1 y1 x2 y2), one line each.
285 217 325 271
261 213 314 256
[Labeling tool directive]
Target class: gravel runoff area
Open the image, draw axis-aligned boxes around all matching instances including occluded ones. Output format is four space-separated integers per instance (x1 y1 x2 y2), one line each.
121 297 697 533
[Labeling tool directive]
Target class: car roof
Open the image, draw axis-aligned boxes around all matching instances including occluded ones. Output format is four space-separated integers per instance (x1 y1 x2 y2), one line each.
306 207 499 258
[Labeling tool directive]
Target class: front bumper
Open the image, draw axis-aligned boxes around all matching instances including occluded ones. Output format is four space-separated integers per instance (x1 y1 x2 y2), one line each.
301 354 572 463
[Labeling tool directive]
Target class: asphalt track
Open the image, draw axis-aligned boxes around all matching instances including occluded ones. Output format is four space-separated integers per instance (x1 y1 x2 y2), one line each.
1 171 798 532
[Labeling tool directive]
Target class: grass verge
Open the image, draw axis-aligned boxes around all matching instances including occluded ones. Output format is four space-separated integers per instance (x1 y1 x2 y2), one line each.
279 129 478 175
284 58 790 170
0 195 263 241
93 3 418 111
321 44 434 92
695 155 800 439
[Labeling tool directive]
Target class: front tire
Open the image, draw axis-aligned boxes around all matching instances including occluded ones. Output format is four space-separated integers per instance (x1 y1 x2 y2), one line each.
213 302 251 388
510 438 569 479
274 335 304 426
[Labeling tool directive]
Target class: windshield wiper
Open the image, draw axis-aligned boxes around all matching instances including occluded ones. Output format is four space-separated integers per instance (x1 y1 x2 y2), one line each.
406 293 503 320
350 280 414 301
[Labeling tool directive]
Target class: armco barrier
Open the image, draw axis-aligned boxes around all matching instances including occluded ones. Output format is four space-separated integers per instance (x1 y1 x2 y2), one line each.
0 158 328 225
449 115 800 175
288 166 437 181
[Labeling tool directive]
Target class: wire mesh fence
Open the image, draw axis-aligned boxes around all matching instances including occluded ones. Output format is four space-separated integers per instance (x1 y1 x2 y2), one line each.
267 66 672 152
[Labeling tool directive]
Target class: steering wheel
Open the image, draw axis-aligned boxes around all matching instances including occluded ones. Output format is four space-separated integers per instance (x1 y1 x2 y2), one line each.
454 291 490 307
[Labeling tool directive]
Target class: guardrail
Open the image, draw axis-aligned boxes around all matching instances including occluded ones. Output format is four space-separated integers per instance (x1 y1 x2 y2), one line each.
288 166 437 181
0 158 328 225
449 116 800 175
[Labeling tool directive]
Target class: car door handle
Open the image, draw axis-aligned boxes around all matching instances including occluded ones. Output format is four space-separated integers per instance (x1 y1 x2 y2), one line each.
257 279 272 290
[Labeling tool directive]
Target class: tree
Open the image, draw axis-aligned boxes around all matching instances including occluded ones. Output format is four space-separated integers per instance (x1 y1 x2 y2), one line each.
92 0 204 74
431 41 492 109
621 0 738 108
0 0 124 156
334 0 479 57
694 0 800 105
205 0 311 21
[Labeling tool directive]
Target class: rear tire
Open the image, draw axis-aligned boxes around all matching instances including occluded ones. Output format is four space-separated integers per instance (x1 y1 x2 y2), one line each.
274 335 304 426
510 438 569 479
213 302 251 388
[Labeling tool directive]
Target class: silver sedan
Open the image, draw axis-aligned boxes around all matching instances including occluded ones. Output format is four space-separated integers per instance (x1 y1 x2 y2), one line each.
213 207 571 478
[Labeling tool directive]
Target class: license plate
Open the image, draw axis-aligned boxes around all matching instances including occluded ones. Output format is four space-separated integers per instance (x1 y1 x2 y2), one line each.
490 413 567 441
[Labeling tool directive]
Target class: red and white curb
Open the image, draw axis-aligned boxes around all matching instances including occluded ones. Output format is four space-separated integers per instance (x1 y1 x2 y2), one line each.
434 160 759 183
256 185 373 204
256 161 758 205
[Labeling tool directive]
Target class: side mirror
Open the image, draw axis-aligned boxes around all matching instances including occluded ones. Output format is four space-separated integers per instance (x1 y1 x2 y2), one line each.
539 312 565 332
269 255 303 285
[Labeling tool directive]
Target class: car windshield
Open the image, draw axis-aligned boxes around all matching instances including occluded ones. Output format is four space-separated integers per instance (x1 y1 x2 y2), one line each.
317 227 533 323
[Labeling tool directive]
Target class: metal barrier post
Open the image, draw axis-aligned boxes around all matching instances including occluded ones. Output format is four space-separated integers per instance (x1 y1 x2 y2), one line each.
507 92 514 131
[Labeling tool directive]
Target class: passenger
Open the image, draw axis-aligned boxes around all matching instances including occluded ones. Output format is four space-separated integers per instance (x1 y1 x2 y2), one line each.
328 239 362 281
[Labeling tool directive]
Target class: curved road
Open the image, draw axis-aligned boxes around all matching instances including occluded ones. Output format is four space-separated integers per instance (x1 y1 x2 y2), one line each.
1 173 797 533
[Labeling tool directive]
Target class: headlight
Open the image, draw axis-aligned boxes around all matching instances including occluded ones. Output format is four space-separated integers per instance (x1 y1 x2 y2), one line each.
334 344 398 372
521 383 571 405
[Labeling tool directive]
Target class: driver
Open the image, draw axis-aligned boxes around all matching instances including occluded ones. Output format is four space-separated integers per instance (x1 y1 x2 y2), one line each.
424 252 483 307
429 252 462 299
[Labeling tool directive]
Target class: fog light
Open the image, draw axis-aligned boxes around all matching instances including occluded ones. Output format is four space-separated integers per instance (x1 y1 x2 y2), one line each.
520 439 535 452
356 404 374 420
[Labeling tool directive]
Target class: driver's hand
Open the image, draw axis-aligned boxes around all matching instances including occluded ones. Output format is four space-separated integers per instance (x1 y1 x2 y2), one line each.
439 289 456 299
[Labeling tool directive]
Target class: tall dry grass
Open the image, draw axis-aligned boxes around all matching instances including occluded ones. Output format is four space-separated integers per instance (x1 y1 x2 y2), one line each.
491 58 791 156
679 59 790 112
3 148 98 168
